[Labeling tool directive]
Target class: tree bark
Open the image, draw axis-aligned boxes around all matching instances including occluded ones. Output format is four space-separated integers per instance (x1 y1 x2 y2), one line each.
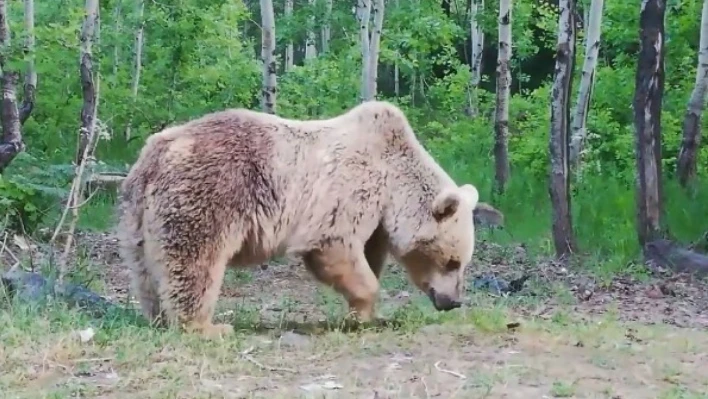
285 0 294 71
0 0 24 173
321 0 333 54
19 0 36 126
569 0 603 166
467 0 485 117
125 0 144 140
549 0 578 260
494 0 512 194
357 0 372 102
634 0 666 247
394 0 400 97
367 0 385 100
76 0 99 166
260 0 276 114
112 0 121 78
676 0 708 187
305 0 317 60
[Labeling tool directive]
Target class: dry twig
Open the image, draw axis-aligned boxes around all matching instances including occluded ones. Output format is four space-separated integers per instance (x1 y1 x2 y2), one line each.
52 72 101 285
433 360 466 379
239 346 296 373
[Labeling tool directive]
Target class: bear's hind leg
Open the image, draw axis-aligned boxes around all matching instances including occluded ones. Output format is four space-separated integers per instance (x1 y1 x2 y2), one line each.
303 242 379 322
156 247 234 339
119 236 165 326
132 260 165 327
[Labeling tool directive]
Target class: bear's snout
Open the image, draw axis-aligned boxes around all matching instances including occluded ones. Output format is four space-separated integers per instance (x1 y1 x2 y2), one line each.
428 287 462 311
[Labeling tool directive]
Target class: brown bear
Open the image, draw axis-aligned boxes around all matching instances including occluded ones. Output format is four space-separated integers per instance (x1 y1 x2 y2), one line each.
116 101 503 338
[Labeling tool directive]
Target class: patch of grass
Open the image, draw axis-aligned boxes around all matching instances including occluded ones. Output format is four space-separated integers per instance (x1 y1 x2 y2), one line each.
76 194 117 232
550 381 576 397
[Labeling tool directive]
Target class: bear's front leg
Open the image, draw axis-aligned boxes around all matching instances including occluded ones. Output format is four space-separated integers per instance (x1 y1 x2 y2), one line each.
303 242 380 322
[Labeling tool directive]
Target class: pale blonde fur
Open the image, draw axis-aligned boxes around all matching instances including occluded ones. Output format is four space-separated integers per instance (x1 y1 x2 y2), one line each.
116 101 500 338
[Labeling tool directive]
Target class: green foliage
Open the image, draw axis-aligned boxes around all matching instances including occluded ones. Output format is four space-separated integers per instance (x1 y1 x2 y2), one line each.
0 153 72 231
1 0 706 271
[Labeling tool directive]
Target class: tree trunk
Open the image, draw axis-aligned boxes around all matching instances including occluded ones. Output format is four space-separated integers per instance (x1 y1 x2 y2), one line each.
19 0 35 126
634 0 666 247
321 0 332 54
569 0 603 166
367 0 385 100
467 0 485 117
357 0 372 102
285 0 294 72
0 0 24 173
394 0 400 97
676 0 708 187
112 0 121 78
76 0 99 166
494 0 512 194
260 0 276 114
125 0 144 140
305 0 317 60
549 0 577 260
394 63 400 96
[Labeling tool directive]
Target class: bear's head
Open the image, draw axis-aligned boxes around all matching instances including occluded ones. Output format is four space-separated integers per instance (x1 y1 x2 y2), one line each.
396 184 481 312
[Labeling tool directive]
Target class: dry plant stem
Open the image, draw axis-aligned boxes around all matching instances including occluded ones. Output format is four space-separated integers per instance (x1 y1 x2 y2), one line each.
239 346 296 373
433 360 466 379
56 73 101 285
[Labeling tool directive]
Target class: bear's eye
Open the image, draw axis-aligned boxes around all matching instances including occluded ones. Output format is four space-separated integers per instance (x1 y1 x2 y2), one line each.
445 259 461 271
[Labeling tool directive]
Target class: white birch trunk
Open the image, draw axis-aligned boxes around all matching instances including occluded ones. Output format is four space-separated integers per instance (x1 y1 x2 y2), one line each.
367 0 385 100
305 0 317 60
394 0 399 97
676 0 708 187
113 0 121 78
357 0 372 102
549 0 577 258
321 0 332 53
77 0 99 166
494 0 512 193
285 0 294 71
0 0 24 172
260 0 277 114
468 0 485 116
125 0 144 140
569 0 604 166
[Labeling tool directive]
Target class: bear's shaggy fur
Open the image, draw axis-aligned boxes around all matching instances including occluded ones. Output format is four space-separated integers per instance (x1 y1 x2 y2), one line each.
117 101 502 338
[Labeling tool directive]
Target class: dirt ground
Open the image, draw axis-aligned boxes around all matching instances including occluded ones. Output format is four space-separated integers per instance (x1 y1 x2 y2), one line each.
2 231 708 398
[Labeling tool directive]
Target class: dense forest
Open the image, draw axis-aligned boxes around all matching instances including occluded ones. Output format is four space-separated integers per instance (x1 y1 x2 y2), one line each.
0 0 707 274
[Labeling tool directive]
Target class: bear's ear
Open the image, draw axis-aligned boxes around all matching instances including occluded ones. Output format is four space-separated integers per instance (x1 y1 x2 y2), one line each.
432 188 461 222
458 184 479 208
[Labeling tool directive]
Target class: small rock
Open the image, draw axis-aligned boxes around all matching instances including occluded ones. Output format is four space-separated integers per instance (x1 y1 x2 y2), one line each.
579 289 593 301
646 286 664 299
395 290 410 299
279 331 311 348
78 327 95 343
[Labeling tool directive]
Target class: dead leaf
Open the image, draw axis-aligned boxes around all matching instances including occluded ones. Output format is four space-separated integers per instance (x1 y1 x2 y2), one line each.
13 235 30 252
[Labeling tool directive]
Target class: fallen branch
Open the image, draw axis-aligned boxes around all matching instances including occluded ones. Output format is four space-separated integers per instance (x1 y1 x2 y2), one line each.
644 238 708 278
